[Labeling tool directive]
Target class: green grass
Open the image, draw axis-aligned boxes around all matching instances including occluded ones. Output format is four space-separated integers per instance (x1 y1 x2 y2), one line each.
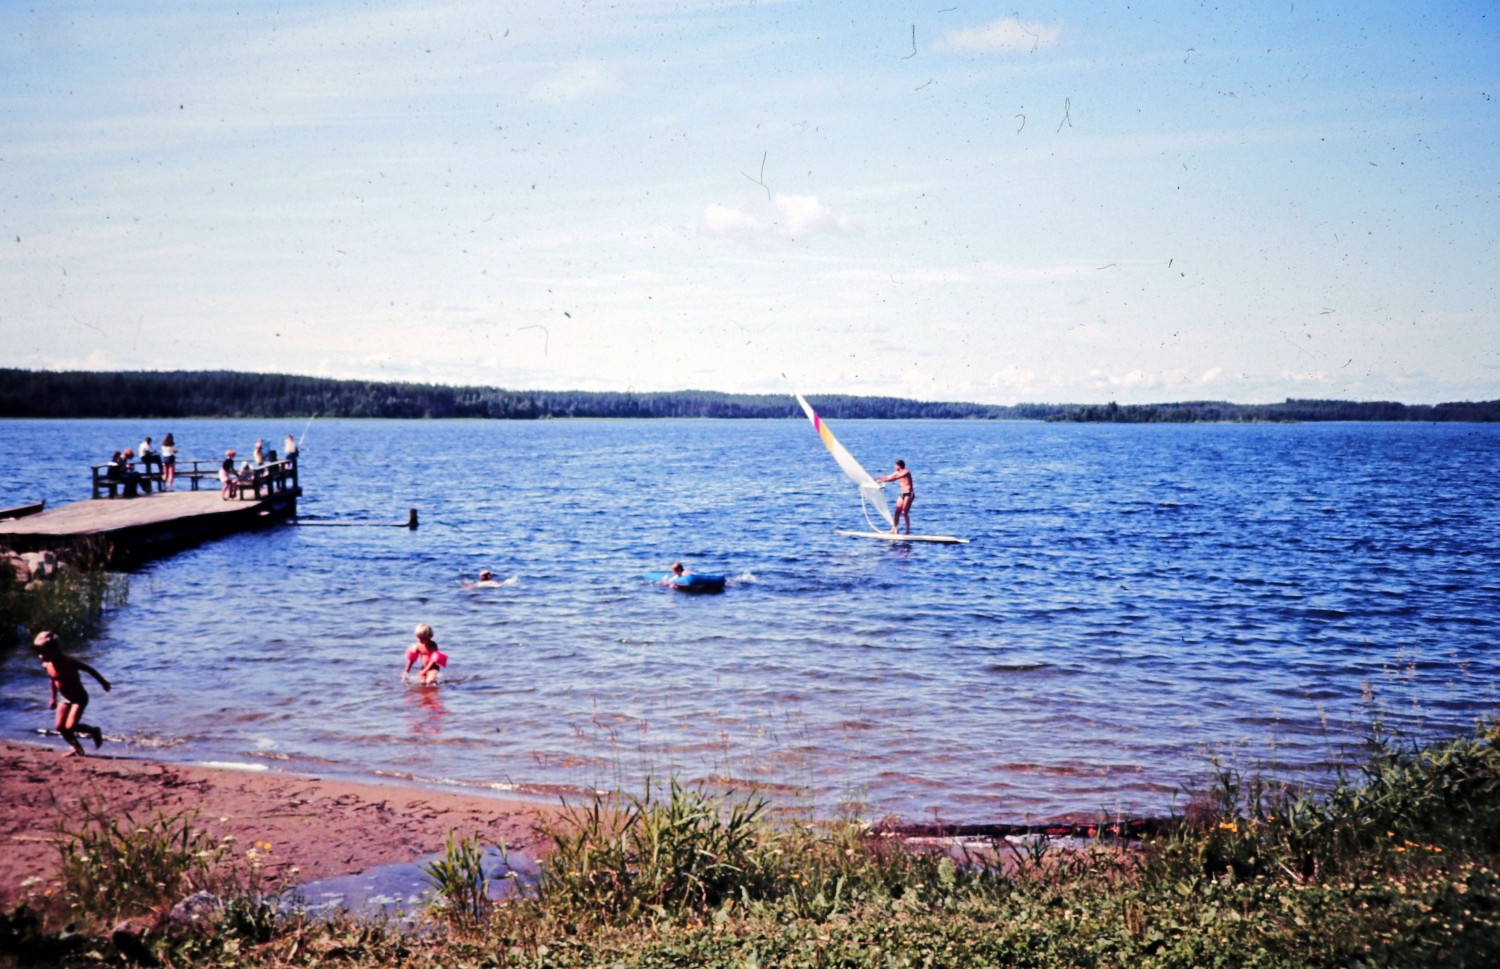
53 801 229 925
11 721 1500 967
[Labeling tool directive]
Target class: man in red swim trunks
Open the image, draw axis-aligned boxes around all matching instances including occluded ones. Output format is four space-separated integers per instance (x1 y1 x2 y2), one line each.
876 459 914 534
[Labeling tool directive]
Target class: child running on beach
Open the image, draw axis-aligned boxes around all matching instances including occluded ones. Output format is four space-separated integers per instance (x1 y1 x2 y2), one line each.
402 623 448 686
34 631 111 757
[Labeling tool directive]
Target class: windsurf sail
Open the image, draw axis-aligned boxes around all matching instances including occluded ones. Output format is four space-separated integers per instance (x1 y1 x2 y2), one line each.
794 393 894 530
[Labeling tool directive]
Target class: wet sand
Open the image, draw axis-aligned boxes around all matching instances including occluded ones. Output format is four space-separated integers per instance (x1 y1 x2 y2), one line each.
0 740 561 908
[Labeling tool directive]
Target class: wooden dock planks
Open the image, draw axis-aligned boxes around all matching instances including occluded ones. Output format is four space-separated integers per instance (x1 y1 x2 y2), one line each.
0 490 298 564
1 492 248 537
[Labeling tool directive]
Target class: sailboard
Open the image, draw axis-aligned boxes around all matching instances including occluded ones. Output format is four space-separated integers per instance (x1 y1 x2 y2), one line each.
832 529 969 545
794 393 970 545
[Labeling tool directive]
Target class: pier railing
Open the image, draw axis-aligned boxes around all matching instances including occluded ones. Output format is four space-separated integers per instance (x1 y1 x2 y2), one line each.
231 455 300 500
91 454 299 500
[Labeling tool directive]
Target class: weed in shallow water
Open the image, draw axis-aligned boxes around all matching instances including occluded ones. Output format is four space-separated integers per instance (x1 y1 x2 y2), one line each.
421 830 494 934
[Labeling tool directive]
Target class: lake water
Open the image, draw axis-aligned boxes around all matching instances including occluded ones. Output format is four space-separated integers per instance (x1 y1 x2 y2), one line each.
2 418 1497 825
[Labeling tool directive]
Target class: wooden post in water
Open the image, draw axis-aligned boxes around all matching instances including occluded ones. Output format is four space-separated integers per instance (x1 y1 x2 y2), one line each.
407 508 419 530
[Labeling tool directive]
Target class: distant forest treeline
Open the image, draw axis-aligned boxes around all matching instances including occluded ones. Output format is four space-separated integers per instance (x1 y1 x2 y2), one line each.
1049 398 1500 423
1 370 1496 422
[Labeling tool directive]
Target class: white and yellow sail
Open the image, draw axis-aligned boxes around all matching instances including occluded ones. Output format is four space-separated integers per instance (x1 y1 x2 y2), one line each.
794 393 894 530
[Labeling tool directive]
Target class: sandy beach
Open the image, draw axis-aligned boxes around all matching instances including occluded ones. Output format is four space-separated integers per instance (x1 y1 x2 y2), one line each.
0 740 560 909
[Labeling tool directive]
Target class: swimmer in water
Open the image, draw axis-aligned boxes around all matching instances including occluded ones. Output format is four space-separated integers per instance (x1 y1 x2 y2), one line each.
464 569 505 589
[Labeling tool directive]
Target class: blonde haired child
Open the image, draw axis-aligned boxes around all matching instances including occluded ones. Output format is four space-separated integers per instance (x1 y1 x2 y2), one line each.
402 623 448 685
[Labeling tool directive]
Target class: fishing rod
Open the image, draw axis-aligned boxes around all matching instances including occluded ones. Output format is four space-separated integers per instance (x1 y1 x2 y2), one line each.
297 413 317 450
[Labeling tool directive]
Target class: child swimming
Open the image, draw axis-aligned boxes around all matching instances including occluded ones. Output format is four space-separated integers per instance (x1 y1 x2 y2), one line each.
401 623 448 686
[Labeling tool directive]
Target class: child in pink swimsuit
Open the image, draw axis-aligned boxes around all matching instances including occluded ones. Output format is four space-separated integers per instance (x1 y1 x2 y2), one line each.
402 623 448 685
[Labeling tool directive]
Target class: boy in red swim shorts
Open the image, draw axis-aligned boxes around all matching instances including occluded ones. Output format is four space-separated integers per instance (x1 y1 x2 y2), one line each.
34 630 111 757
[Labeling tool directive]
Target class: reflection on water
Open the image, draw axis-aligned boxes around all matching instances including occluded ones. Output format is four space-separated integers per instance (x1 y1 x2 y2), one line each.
1 418 1498 824
402 685 448 737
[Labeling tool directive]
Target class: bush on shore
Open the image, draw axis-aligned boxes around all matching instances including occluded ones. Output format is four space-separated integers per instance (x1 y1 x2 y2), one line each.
7 722 1500 967
0 542 127 651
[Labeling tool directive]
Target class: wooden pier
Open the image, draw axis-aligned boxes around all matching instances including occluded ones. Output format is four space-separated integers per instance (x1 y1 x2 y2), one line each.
0 458 301 565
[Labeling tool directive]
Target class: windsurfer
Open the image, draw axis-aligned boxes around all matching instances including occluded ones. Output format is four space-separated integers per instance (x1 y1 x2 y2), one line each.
876 460 914 534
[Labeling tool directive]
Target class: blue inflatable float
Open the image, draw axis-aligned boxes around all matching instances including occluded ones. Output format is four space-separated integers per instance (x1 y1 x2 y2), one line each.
643 571 727 594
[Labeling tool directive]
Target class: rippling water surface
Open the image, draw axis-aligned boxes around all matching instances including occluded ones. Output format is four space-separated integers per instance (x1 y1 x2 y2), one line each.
2 418 1497 823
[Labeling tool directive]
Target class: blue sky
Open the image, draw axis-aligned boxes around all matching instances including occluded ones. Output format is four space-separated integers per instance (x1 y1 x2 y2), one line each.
3 1 1495 404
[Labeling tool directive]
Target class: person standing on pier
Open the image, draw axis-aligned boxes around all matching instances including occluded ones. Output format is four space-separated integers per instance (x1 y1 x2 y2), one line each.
34 631 111 757
220 449 238 500
160 433 177 489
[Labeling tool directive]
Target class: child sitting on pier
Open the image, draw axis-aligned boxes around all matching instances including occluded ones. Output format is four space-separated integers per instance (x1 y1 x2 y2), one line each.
402 623 448 686
34 631 111 757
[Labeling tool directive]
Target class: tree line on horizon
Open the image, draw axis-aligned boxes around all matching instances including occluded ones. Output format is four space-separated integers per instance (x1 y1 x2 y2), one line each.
0 369 1495 422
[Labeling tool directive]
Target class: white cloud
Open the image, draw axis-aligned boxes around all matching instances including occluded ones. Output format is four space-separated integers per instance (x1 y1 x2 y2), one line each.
530 61 615 104
699 195 859 247
1088 368 1158 391
777 195 857 236
1083 367 1247 396
988 365 1037 391
936 18 1060 54
700 203 763 237
78 350 119 371
1278 368 1333 385
819 260 1129 289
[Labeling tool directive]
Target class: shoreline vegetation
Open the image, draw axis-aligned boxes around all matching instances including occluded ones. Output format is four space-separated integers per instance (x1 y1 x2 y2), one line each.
5 537 1499 963
3 368 1498 422
1 542 126 652
3 722 1499 966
